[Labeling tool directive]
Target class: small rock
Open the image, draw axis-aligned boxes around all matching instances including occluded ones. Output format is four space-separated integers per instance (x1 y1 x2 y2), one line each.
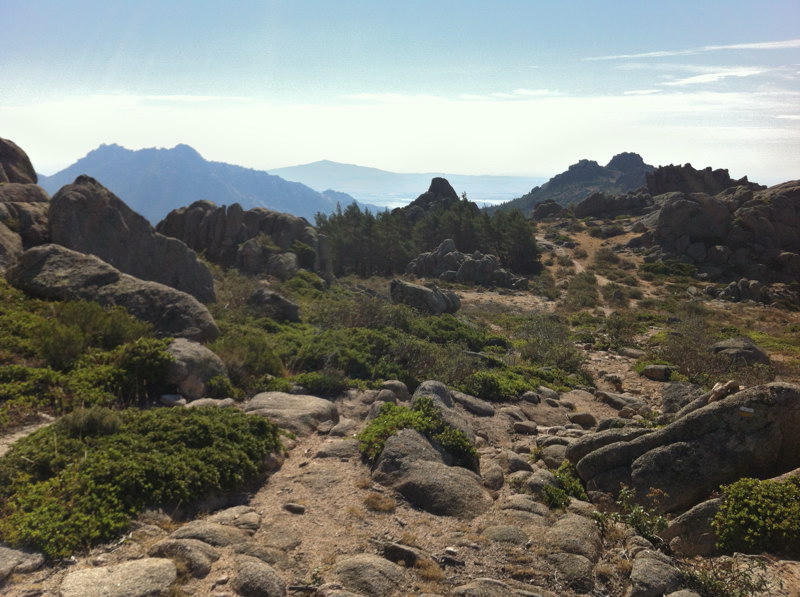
284 503 306 514
512 421 538 435
641 365 672 382
567 412 597 429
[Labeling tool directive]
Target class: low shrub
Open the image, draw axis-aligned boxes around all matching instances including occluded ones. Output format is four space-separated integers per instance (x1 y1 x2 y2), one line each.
679 555 770 597
713 476 800 556
639 260 697 278
561 272 600 310
0 407 280 559
552 460 588 501
357 396 477 470
594 485 667 546
292 370 349 397
519 313 585 373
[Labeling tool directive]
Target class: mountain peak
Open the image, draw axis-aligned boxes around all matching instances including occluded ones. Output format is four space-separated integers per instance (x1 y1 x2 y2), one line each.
606 152 647 172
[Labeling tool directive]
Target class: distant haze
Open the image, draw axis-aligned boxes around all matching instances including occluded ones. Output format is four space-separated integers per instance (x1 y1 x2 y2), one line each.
270 161 547 209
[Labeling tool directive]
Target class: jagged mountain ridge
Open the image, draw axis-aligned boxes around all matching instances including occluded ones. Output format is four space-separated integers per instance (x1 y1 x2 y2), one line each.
488 152 655 215
38 144 357 224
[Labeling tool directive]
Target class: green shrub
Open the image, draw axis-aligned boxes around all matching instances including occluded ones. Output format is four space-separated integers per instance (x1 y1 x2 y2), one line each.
357 396 477 470
408 314 487 352
292 370 349 397
519 313 585 373
561 272 600 310
0 407 280 559
210 324 285 391
205 375 239 399
543 484 570 509
639 260 697 278
713 476 800 556
460 369 530 402
552 461 588 501
291 240 317 270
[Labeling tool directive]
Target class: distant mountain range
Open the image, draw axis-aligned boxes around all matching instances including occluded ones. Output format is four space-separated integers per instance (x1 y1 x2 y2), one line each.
270 160 547 209
38 145 653 224
487 152 654 214
38 144 355 224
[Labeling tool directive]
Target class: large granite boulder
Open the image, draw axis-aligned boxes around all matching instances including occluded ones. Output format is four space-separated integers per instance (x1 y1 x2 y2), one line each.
50 175 215 303
0 137 37 184
389 278 460 315
60 558 177 597
156 200 333 280
165 338 229 399
243 392 339 435
8 244 219 342
371 429 491 519
572 383 800 512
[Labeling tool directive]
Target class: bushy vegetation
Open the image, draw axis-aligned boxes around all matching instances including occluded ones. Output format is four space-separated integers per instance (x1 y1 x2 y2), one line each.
644 305 775 388
594 486 668 546
713 476 800 556
316 200 539 277
0 406 280 559
357 396 477 470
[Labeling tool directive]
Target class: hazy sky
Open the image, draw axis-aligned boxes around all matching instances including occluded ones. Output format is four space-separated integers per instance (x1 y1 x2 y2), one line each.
3 0 799 184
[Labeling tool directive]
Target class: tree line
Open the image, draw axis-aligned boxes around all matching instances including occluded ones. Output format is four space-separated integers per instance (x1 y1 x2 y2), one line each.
315 197 539 278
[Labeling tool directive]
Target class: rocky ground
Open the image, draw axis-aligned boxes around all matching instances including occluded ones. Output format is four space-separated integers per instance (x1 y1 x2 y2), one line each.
2 225 800 597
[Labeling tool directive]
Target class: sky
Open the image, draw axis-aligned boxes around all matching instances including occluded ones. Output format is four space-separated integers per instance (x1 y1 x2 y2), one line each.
2 0 799 185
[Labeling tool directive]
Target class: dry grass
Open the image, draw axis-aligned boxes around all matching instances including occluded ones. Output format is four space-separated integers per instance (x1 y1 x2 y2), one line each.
414 558 445 581
363 492 396 513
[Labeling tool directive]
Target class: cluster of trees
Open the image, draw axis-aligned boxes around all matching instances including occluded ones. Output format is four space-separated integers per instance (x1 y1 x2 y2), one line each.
315 197 539 278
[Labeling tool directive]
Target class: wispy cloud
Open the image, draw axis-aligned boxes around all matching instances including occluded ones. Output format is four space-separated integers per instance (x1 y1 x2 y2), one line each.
662 67 766 86
623 89 662 95
586 38 800 61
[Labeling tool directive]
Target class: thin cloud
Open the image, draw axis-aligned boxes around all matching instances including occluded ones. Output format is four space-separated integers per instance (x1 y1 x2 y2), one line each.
623 89 662 95
662 68 766 86
586 38 800 61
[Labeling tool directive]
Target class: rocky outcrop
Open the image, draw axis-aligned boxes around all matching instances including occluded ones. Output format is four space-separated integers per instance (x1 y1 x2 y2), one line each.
532 199 568 220
0 138 37 184
573 191 653 219
396 177 461 223
50 175 215 303
389 278 460 315
406 239 527 289
156 200 332 280
646 163 760 196
0 140 51 271
0 184 51 250
631 180 800 284
8 244 219 342
571 383 800 512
